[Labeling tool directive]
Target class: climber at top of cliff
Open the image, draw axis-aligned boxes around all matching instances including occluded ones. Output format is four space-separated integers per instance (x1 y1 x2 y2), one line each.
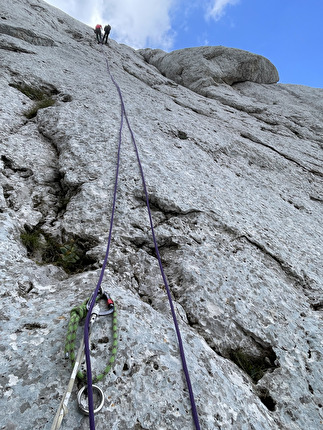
102 24 111 44
94 24 102 44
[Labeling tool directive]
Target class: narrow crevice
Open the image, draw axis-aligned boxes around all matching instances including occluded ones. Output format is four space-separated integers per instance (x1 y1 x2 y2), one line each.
256 387 277 411
185 309 279 412
177 130 188 140
0 22 55 46
311 301 323 311
0 42 36 54
64 29 84 41
22 322 47 330
134 420 149 430
238 234 315 293
207 212 318 305
226 346 278 384
258 110 323 142
1 155 34 210
135 191 202 220
1 155 33 177
240 132 322 177
127 234 151 251
309 195 323 203
57 177 84 219
17 281 34 298
187 308 279 382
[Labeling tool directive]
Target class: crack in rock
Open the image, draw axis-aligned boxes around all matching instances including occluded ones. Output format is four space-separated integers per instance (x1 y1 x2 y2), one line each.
240 132 323 177
0 22 55 46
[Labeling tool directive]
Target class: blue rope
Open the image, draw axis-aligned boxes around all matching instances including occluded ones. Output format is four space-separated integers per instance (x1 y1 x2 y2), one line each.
83 45 200 430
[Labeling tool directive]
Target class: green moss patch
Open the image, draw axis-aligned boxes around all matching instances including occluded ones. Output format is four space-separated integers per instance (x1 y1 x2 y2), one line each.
10 82 57 118
24 97 55 119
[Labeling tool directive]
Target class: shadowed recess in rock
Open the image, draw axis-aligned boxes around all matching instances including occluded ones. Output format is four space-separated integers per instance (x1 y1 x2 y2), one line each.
20 224 98 273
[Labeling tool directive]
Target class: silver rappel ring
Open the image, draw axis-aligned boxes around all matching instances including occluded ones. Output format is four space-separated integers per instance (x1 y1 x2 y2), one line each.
77 385 105 415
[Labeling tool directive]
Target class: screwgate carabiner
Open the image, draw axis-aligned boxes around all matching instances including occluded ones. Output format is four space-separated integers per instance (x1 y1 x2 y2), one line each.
86 288 114 316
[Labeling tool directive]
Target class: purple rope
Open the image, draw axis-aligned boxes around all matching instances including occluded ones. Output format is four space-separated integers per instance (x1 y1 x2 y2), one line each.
83 46 200 430
83 50 124 429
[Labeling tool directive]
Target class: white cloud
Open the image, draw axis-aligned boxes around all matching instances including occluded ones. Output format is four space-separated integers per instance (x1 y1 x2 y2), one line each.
206 0 240 21
45 0 178 50
101 0 177 50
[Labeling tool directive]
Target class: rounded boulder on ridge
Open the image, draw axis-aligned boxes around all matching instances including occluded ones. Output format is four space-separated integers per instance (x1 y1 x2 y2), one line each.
139 46 279 96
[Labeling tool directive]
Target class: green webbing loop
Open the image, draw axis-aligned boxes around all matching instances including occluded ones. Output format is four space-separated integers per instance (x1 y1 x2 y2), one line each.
64 298 118 383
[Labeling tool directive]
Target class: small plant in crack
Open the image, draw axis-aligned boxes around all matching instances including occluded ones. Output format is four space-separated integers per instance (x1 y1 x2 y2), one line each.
20 229 42 254
59 240 80 268
20 226 97 274
41 236 82 273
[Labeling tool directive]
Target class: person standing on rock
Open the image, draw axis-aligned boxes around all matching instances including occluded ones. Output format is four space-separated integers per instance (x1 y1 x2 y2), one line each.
94 24 102 43
102 24 111 44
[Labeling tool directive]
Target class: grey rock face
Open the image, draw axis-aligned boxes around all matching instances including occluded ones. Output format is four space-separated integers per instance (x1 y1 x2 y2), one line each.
0 0 322 430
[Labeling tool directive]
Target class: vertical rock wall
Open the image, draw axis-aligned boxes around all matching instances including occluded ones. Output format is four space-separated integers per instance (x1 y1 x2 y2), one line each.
0 0 322 429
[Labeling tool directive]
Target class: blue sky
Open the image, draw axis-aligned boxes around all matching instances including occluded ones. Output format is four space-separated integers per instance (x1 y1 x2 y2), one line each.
45 0 323 88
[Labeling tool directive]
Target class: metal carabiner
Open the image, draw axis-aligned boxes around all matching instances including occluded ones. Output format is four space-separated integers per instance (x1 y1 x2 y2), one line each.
86 288 114 316
98 289 114 316
77 385 105 415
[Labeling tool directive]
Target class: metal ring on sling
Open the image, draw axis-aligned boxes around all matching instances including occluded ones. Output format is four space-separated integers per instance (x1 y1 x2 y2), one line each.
77 385 105 415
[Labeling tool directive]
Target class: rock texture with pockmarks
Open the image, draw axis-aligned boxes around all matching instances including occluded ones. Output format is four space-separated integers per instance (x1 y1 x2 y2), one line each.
0 0 322 429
